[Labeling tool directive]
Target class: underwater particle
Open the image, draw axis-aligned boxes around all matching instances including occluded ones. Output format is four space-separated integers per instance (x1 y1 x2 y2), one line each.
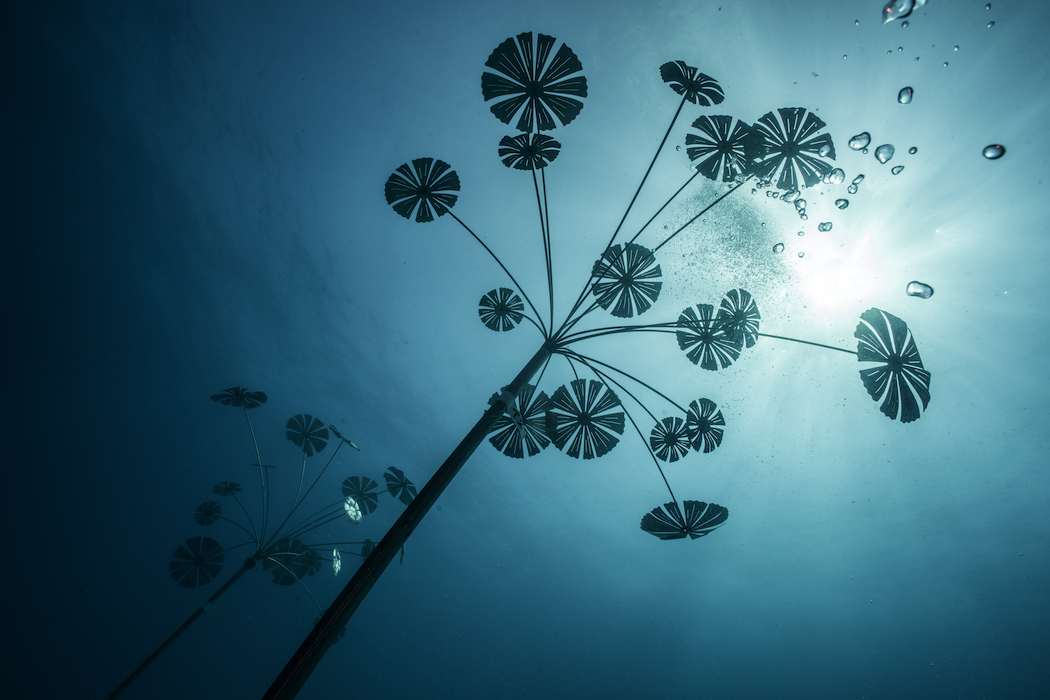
892 165 905 175
983 144 1006 159
836 199 849 209
829 168 846 185
906 281 934 298
862 148 869 154
818 222 833 232
875 144 895 163
914 57 920 61
797 230 805 236
898 87 914 104
902 21 909 28
795 198 807 212
987 21 995 28
848 184 858 194
819 143 833 157
798 251 805 258
909 147 918 154
773 243 785 253
849 133 871 151
852 174 865 185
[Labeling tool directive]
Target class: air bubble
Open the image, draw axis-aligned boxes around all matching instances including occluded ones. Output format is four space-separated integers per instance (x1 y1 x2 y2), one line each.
798 252 805 258
862 148 869 154
988 21 995 28
773 243 785 253
875 144 895 163
898 87 913 104
909 147 917 154
913 56 920 61
829 168 845 185
848 132 871 150
795 199 806 212
782 189 800 203
676 145 681 151
818 222 833 232
852 174 865 185
985 3 991 9
906 281 934 298
943 62 949 67
843 54 848 59
836 199 849 209
902 20 909 28
983 144 1006 159
855 19 859 25
898 46 903 51
819 143 833 157
892 165 905 175
954 45 959 51
847 185 858 194
797 230 805 236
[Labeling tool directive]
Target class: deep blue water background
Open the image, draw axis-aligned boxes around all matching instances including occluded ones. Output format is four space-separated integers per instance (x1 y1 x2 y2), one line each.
5 1 1050 699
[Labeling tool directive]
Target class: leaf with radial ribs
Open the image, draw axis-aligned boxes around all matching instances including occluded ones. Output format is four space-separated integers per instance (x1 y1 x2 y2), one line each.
385 466 417 505
488 383 551 458
194 501 221 526
498 133 561 170
855 308 931 423
545 379 625 459
591 243 662 318
384 158 460 223
649 416 691 462
170 536 224 589
685 398 725 453
659 61 724 106
479 287 525 331
481 32 588 132
341 476 379 514
263 538 312 586
686 115 756 182
749 107 835 191
212 481 241 496
676 303 742 370
286 414 329 456
640 500 729 540
716 288 761 348
210 387 268 409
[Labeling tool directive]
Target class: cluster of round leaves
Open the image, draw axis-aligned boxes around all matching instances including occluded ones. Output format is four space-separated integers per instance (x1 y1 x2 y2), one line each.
648 397 726 462
676 288 761 371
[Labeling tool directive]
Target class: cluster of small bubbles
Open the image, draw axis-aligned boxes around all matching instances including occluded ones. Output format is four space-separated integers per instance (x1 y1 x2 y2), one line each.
782 188 800 202
875 144 896 163
797 230 805 236
829 168 846 185
852 174 865 185
766 190 779 198
836 199 850 209
849 132 871 150
847 184 858 194
907 281 934 298
898 86 914 104
798 251 805 258
988 21 995 28
734 174 746 184
818 222 833 232
773 243 785 253
795 199 806 212
892 165 905 175
983 144 1006 159
909 147 918 154
819 143 833 157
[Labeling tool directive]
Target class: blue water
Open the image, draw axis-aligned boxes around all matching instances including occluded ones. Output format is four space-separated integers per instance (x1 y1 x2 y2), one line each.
5 1 1049 698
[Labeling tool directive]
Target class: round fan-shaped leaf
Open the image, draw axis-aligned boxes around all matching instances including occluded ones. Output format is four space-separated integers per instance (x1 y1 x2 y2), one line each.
750 107 836 191
210 387 267 409
659 61 724 106
855 308 931 423
685 398 725 453
481 32 587 132
487 383 551 458
286 414 329 456
649 417 691 462
170 536 224 589
498 133 561 170
384 157 460 223
479 288 525 332
716 288 761 348
545 379 625 459
212 481 241 496
344 496 362 524
194 501 222 526
341 476 379 515
262 538 311 586
676 303 743 370
685 115 757 182
591 243 662 318
362 539 376 558
385 466 417 505
641 500 729 540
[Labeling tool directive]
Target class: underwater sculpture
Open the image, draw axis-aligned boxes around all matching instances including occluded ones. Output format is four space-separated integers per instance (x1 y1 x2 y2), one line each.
262 31 932 698
106 387 415 699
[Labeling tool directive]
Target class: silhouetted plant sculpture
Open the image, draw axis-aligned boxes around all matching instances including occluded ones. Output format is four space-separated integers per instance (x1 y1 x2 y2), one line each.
107 388 415 699
265 31 933 698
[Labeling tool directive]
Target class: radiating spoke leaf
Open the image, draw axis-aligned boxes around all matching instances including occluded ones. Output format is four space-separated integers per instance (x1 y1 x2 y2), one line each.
487 384 551 458
169 536 224 589
545 379 624 459
855 308 931 423
286 414 329 456
676 304 742 370
341 476 379 514
385 466 417 505
591 243 662 318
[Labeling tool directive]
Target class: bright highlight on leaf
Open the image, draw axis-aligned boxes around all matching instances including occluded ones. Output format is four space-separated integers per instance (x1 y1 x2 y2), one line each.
332 549 342 577
344 496 362 524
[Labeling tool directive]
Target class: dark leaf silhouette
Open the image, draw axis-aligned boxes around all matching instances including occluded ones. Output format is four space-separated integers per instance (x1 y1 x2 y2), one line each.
685 115 757 182
362 539 375 558
210 387 268 409
341 476 380 515
676 303 743 370
479 287 525 331
301 550 322 577
685 398 725 453
488 383 551 458
750 107 835 191
498 133 561 169
263 538 311 586
640 500 729 540
385 466 416 505
855 308 931 423
649 417 691 463
385 158 460 223
591 243 662 318
169 536 224 589
286 415 329 457
212 482 241 496
481 32 587 132
194 501 221 526
659 61 724 106
545 379 625 459
716 288 761 348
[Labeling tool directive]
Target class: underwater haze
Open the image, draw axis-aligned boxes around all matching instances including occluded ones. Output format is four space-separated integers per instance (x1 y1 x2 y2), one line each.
5 0 1050 698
